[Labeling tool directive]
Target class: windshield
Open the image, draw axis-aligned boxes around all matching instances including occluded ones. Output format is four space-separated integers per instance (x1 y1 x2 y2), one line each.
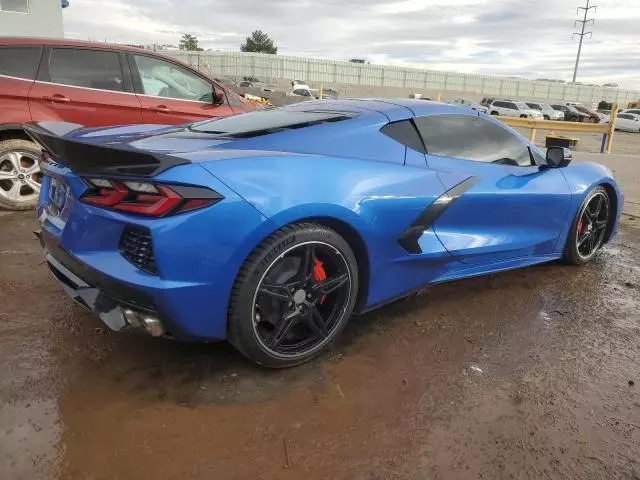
526 103 541 110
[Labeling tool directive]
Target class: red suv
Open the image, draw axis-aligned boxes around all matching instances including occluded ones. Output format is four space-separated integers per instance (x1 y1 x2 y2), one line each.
0 37 257 210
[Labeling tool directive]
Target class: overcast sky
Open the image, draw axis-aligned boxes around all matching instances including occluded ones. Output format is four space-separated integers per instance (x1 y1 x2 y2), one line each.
64 0 640 88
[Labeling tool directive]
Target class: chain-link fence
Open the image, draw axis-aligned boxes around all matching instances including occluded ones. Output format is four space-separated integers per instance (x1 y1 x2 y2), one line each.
164 51 639 107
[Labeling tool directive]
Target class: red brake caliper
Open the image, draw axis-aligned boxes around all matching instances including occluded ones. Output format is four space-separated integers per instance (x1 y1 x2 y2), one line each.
313 258 327 304
578 218 584 235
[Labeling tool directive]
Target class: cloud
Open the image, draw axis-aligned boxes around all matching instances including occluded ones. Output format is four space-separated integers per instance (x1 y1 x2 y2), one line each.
63 0 640 88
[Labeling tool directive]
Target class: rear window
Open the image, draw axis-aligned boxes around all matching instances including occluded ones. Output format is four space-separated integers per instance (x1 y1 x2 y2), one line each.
0 46 41 80
49 48 124 92
380 120 425 153
190 109 355 137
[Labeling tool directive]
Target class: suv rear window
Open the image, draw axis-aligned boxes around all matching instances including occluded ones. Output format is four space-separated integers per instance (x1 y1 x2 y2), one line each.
49 48 124 92
190 109 355 137
0 46 41 80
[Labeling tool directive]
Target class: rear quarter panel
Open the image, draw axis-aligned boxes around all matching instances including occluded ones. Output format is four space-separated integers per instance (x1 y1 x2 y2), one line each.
199 154 454 308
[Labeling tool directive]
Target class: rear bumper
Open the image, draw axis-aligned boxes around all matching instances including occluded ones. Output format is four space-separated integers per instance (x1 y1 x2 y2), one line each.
39 229 199 340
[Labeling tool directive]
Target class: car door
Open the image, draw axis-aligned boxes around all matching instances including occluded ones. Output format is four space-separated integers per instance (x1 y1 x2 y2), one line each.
617 114 639 132
414 113 572 266
28 47 143 127
128 53 235 124
0 45 42 124
489 101 504 115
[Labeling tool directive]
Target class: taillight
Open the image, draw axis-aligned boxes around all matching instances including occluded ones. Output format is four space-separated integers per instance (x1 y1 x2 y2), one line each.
81 179 223 217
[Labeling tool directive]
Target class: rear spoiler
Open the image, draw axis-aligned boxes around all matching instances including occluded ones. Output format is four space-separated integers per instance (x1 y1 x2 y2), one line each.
23 122 190 177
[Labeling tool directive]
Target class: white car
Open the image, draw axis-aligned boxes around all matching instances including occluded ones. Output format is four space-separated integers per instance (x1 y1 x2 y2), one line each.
489 100 544 119
525 102 564 121
614 112 640 133
620 108 640 116
291 80 311 90
288 87 318 99
452 98 488 114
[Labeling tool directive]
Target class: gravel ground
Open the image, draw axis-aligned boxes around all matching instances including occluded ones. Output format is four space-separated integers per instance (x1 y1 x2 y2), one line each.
1 210 639 480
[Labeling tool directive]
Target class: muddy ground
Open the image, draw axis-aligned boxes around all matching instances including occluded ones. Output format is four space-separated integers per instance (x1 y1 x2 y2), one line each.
1 213 640 480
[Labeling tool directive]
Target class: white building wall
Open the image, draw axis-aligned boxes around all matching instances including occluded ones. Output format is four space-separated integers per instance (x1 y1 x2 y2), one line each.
0 0 63 38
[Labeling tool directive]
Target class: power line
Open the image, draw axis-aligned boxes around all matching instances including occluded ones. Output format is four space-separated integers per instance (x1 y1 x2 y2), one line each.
572 0 597 83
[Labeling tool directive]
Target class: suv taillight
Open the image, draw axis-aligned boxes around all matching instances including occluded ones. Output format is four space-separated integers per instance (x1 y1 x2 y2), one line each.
81 179 223 217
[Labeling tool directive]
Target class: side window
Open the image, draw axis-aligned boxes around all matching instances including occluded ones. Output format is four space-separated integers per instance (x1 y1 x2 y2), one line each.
493 101 504 108
619 114 632 120
0 46 41 80
49 48 124 92
506 102 517 110
415 114 533 167
132 54 213 102
380 120 426 153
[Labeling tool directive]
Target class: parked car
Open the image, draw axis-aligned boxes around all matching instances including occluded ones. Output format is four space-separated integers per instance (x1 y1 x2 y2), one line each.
289 87 338 100
238 77 275 92
452 98 488 114
0 37 257 211
488 100 544 119
291 79 310 90
620 108 640 116
480 97 495 107
572 105 601 123
525 102 564 121
550 104 589 122
288 87 317 99
28 99 622 367
612 113 640 132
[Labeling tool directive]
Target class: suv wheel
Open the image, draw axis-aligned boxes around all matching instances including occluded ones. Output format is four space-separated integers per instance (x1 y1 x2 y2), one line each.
0 139 42 211
490 111 499 116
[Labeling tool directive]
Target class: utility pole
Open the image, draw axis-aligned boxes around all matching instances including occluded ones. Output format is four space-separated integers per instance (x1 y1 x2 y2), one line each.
572 0 597 83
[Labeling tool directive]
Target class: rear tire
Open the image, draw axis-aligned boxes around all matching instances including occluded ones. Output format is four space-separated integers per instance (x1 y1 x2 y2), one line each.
563 186 610 265
543 115 550 120
0 139 42 211
227 223 359 368
490 111 499 116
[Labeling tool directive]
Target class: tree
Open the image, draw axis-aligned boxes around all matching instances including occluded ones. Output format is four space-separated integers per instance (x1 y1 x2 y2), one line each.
240 30 277 54
179 34 203 51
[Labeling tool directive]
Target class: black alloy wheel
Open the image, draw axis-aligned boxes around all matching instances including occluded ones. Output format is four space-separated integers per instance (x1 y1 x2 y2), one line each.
228 223 359 367
564 187 610 264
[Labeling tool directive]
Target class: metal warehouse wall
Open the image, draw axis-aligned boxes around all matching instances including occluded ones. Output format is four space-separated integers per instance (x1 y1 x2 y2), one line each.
166 51 640 106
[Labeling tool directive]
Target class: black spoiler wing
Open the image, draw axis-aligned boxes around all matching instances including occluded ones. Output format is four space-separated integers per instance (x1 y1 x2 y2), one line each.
23 122 190 178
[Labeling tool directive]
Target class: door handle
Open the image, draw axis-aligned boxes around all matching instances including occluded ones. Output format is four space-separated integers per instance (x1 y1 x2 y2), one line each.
149 105 172 113
42 94 71 103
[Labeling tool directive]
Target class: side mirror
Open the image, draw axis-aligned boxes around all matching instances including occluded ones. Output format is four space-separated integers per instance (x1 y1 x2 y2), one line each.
213 90 225 105
546 146 572 168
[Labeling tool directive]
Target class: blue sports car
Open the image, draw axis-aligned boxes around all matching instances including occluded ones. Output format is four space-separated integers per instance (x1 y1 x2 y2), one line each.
26 99 623 367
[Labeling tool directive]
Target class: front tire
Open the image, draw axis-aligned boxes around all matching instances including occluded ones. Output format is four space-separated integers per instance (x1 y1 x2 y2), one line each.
228 223 359 368
0 139 42 211
490 111 499 116
563 187 610 265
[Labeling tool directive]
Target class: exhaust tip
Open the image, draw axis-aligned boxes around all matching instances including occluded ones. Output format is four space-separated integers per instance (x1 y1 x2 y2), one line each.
121 307 165 337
